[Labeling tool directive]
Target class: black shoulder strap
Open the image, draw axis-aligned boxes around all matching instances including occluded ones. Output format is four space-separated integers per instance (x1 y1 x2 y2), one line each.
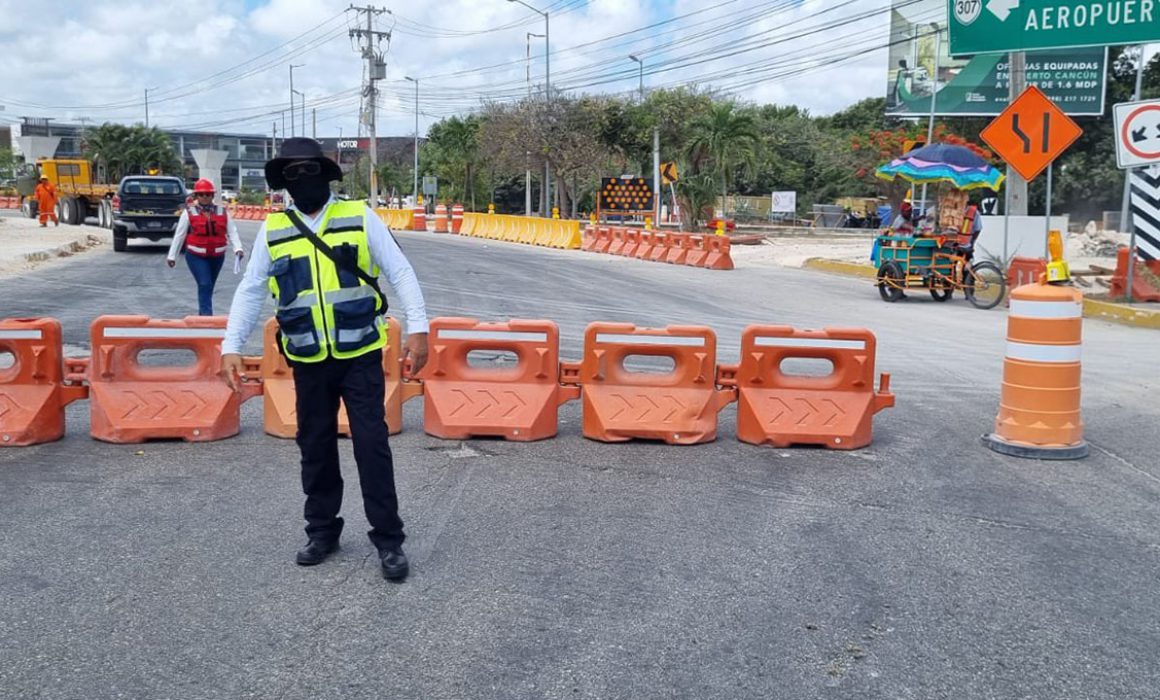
284 209 388 313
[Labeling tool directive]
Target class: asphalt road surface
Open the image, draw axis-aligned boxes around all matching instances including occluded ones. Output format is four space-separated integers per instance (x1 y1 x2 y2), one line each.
1 218 1158 699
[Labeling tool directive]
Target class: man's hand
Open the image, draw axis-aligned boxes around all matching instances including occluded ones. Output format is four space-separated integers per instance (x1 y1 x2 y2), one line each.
166 259 176 268
221 353 244 392
403 332 429 375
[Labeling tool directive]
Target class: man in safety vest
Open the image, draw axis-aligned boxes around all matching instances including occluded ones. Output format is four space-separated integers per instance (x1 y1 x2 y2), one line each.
35 175 59 227
219 138 429 583
167 179 245 315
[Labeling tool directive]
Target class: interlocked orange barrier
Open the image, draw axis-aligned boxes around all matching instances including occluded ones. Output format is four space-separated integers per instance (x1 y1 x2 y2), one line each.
620 229 642 257
594 227 614 254
1007 257 1047 289
634 231 660 260
1110 246 1160 301
87 316 261 443
607 227 629 256
648 232 671 262
0 318 88 446
684 235 710 267
702 236 735 270
433 204 448 233
259 317 422 439
412 205 427 231
725 326 894 450
582 226 598 251
562 323 736 445
665 233 692 264
451 204 465 234
418 318 580 441
983 280 1088 459
0 196 19 209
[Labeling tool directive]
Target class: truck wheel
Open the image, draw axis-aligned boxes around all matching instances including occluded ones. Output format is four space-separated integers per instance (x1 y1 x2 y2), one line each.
22 199 38 219
98 200 110 228
112 226 127 252
72 197 88 225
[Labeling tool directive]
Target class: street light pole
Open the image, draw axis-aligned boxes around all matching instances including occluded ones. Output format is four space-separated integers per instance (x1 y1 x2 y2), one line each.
628 54 644 102
289 64 304 137
525 32 544 216
405 76 419 203
509 0 550 216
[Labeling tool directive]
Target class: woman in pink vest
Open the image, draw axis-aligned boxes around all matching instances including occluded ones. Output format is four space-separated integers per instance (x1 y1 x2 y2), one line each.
167 179 245 315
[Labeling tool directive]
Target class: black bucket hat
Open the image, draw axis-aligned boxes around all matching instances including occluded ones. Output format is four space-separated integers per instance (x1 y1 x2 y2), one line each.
265 137 343 190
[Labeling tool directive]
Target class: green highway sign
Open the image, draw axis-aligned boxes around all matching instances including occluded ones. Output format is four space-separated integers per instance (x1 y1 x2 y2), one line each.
948 0 1160 55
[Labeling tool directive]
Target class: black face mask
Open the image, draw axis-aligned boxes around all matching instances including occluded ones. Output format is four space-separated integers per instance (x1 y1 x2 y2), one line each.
285 173 330 214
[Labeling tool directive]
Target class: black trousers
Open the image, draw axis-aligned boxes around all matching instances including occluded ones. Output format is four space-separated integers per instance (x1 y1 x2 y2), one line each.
291 348 404 552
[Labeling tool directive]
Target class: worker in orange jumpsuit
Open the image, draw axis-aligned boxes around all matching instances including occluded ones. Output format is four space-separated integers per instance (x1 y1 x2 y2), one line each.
34 176 59 227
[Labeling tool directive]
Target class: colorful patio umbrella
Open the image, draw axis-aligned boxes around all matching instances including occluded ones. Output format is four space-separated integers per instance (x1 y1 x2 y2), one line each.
875 143 1005 191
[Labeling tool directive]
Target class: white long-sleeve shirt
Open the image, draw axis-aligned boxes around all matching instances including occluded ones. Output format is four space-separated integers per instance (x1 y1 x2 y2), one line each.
222 197 429 355
166 206 245 261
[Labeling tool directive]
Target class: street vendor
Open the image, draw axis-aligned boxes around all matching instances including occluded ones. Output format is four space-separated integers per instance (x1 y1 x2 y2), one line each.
890 201 915 234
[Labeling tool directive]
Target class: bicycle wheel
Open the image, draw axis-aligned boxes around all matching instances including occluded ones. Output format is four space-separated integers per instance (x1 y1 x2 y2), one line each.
877 262 906 302
929 275 953 301
965 261 1006 309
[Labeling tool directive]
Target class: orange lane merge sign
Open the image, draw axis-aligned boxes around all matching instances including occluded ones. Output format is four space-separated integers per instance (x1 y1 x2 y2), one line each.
981 85 1082 182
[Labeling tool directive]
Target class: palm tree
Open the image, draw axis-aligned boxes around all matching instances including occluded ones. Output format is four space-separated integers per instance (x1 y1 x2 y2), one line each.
685 102 761 205
83 123 181 181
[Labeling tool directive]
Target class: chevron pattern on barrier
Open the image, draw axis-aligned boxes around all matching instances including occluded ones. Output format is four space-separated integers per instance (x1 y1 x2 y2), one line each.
5 316 892 450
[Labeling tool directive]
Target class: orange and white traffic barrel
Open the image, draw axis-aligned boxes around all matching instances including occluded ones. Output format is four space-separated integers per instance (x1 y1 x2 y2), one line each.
451 204 464 234
983 279 1087 459
412 203 427 232
433 204 448 233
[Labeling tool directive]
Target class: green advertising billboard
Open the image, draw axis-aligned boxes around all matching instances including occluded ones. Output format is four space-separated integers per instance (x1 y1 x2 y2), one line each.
948 0 1160 55
887 0 1107 116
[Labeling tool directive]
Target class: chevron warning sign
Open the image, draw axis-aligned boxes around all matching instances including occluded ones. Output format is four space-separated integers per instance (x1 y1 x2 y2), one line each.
1129 166 1160 261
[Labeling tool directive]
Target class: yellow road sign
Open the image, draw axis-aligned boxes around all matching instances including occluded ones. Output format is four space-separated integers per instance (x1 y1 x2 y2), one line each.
661 162 679 185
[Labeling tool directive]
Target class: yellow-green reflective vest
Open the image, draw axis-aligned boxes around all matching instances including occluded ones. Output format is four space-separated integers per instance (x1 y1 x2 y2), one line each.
265 200 387 363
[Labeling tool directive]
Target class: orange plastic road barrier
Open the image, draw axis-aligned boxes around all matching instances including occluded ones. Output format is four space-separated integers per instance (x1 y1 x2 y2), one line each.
727 326 894 450
0 318 88 446
0 196 16 209
563 323 736 445
702 235 735 270
648 232 671 263
665 233 692 264
433 204 448 233
607 227 629 256
1109 246 1160 301
634 230 660 259
594 227 614 254
87 316 261 443
582 226 598 251
451 204 465 234
983 280 1088 459
620 229 642 257
1008 257 1047 289
412 205 427 232
418 318 580 441
684 235 709 267
260 317 422 438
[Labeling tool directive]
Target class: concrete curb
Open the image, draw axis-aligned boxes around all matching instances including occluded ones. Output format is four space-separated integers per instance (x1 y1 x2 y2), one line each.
803 257 1160 330
20 231 110 264
1082 298 1160 330
802 257 878 279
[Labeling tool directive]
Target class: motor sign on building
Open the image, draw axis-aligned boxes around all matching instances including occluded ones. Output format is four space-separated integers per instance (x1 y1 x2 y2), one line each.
949 0 1160 55
980 85 1083 180
1114 99 1160 168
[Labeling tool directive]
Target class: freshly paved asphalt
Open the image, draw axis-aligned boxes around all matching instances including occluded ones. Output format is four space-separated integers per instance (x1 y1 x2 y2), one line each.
1 218 1158 699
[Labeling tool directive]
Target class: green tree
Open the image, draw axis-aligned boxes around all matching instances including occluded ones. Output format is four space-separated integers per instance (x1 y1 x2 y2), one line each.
685 101 761 203
421 115 483 208
82 123 181 182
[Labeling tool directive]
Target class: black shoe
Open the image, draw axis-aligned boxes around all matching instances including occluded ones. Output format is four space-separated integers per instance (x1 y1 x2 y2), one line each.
380 546 409 582
295 539 339 566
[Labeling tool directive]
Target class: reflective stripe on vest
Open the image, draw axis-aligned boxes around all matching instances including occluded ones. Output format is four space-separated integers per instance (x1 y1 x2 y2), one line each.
264 200 387 363
186 205 229 258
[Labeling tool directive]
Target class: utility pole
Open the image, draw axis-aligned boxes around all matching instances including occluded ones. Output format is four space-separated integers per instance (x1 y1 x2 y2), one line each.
919 23 940 218
510 0 550 216
289 64 303 137
405 76 419 203
349 4 390 206
312 108 317 140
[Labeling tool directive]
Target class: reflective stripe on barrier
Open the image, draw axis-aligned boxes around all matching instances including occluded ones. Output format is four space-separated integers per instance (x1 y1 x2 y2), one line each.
87 316 261 443
726 326 893 450
564 323 736 445
260 317 421 439
418 318 580 441
0 318 88 446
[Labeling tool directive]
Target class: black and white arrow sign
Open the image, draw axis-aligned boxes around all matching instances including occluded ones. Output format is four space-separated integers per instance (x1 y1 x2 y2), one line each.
1115 99 1160 169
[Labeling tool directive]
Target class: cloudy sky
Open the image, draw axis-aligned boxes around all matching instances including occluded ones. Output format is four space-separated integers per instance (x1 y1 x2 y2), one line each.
0 0 916 139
